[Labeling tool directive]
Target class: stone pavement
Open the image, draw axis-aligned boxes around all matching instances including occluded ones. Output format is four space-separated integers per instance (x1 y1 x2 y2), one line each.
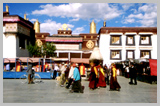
3 76 157 103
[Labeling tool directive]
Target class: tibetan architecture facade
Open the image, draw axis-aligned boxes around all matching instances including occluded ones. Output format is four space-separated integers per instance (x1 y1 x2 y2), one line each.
35 21 99 63
3 5 157 65
98 24 157 65
3 5 35 58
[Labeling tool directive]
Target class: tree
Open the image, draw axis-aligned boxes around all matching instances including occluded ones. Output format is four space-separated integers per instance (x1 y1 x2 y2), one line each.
27 43 41 57
42 42 56 58
27 42 56 58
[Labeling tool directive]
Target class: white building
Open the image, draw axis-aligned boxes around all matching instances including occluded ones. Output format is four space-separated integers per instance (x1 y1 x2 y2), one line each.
98 26 157 65
3 6 35 58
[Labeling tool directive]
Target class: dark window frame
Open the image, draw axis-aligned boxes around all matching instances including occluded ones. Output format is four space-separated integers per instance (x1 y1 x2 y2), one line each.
110 50 121 60
139 35 152 46
110 35 122 46
126 50 135 59
140 50 151 59
19 36 25 49
126 35 135 46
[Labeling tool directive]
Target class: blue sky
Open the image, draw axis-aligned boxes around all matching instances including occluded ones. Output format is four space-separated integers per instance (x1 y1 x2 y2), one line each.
3 3 157 35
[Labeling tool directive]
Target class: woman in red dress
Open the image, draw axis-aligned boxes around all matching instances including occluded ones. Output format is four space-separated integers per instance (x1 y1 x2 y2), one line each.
88 62 98 90
96 64 106 88
110 63 121 91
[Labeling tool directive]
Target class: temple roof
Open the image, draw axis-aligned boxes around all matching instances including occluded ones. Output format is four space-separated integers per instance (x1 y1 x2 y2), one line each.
99 27 157 34
45 36 83 42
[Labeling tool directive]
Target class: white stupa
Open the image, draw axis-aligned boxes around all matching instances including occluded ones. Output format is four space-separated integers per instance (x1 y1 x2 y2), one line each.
89 46 103 61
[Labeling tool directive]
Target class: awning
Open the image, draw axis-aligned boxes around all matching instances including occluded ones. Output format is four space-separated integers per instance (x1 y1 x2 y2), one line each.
4 58 16 63
3 57 42 63
52 58 68 61
71 58 89 64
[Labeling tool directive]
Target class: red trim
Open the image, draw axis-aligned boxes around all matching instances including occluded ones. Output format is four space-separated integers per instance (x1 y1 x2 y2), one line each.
3 18 20 22
3 18 32 28
46 39 82 42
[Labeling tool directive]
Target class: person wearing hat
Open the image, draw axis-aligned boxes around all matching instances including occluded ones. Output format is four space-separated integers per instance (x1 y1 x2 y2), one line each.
110 63 121 91
70 63 83 93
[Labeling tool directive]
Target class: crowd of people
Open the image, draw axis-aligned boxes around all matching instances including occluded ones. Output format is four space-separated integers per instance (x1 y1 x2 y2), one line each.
50 61 125 93
26 60 139 93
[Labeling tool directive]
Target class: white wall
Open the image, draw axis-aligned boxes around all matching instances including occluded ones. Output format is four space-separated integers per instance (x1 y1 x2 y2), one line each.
151 34 157 59
99 32 157 65
3 26 30 58
3 27 16 58
99 34 110 65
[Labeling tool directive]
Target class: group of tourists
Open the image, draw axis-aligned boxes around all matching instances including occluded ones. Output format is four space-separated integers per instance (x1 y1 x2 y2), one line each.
53 62 84 93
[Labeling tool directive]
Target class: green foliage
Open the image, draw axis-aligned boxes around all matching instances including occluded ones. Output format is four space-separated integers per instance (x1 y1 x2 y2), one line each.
27 42 56 58
42 42 56 57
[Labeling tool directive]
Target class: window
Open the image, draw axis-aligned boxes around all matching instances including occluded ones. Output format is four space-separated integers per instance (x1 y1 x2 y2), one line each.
19 36 25 49
140 50 151 59
110 35 121 45
139 35 151 45
110 50 121 60
126 50 135 59
126 35 135 45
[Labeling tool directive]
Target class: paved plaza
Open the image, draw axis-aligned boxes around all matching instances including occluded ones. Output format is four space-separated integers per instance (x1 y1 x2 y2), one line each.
3 76 157 103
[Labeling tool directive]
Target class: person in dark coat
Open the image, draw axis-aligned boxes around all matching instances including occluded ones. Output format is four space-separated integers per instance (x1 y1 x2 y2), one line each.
70 63 83 93
27 63 34 84
103 64 110 85
129 63 137 85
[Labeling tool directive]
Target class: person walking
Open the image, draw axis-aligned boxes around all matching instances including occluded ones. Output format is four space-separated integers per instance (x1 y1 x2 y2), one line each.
110 63 121 91
59 63 67 87
96 63 106 88
70 63 83 93
27 63 34 84
66 62 74 89
88 62 98 90
129 63 137 85
53 64 59 79
104 64 110 85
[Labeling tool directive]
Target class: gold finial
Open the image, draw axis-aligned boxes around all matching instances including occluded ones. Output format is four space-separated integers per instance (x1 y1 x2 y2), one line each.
59 28 62 30
27 18 29 20
62 24 68 30
34 19 40 33
90 20 96 33
5 5 9 12
103 18 106 27
24 13 27 20
68 28 71 30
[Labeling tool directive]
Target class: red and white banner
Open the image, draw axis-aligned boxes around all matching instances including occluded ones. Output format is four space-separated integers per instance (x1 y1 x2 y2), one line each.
149 59 157 76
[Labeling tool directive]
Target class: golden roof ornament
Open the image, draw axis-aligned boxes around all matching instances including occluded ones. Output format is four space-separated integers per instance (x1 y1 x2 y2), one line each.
34 19 40 33
5 5 9 12
103 18 106 27
62 24 68 30
90 20 96 33
24 13 27 20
